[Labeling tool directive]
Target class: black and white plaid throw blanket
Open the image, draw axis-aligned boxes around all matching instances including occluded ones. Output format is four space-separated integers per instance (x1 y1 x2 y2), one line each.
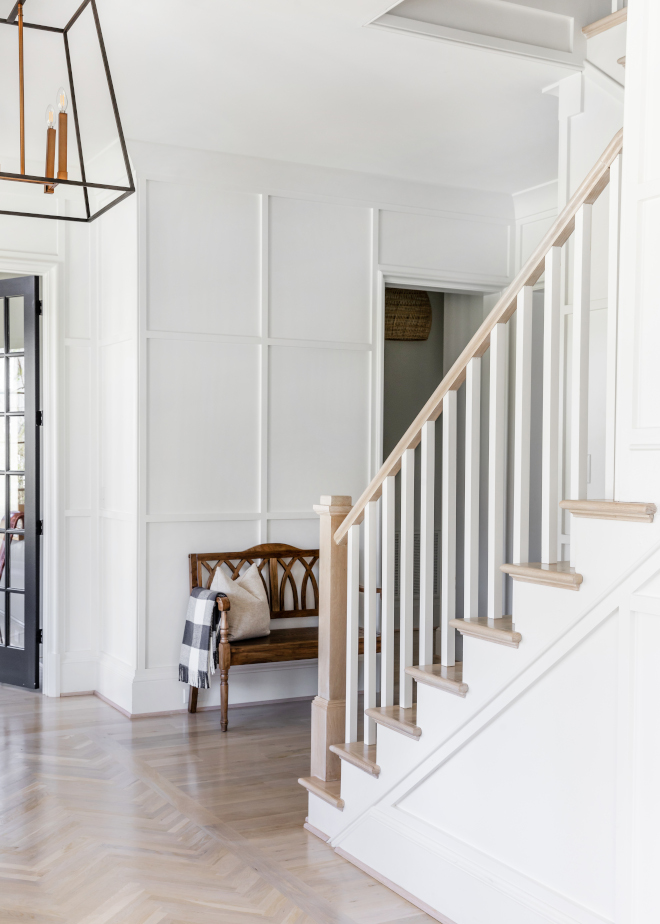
178 588 227 689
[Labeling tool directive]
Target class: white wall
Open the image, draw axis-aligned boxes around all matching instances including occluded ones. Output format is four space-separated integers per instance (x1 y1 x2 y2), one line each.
101 142 514 715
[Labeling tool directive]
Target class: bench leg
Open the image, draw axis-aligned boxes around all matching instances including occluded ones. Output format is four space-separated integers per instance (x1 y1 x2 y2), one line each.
219 641 231 732
188 685 198 713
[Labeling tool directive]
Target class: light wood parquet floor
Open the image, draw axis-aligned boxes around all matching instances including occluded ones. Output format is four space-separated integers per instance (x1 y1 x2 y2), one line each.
0 685 435 924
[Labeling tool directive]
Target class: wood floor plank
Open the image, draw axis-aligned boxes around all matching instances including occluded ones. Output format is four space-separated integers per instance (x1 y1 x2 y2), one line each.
0 687 437 924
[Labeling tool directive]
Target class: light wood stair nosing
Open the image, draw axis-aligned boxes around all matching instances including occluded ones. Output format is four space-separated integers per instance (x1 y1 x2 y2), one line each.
559 499 656 523
450 617 522 649
405 663 468 697
582 7 627 38
501 561 583 591
298 775 344 810
330 742 380 777
364 705 422 739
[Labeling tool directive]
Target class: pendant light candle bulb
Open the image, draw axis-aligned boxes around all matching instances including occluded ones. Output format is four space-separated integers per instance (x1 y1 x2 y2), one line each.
56 88 68 182
44 105 56 194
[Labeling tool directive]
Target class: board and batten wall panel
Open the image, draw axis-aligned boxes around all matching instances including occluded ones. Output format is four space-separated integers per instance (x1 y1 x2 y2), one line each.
146 338 261 515
268 345 371 513
147 183 261 337
140 184 374 711
378 209 510 283
269 197 372 343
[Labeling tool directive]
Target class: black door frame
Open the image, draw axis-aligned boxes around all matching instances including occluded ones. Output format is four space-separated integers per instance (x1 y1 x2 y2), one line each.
0 275 40 689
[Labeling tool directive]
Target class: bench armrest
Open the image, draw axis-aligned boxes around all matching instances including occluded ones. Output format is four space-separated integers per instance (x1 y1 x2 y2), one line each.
217 595 230 645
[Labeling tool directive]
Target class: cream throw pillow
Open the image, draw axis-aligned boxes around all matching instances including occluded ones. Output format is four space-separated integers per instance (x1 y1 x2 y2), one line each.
210 563 271 641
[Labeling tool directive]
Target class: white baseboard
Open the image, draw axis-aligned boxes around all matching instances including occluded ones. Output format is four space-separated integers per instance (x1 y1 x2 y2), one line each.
130 659 319 715
97 653 135 715
60 653 98 695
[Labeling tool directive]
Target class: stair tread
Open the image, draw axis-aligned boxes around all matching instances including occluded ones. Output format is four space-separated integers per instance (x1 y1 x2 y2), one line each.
365 705 421 739
330 742 380 777
501 561 583 591
298 775 344 810
582 7 626 38
559 499 655 523
405 662 468 697
450 616 521 648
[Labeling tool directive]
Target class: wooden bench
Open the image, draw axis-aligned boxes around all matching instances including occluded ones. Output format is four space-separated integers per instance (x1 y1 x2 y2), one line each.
188 542 379 731
188 543 323 732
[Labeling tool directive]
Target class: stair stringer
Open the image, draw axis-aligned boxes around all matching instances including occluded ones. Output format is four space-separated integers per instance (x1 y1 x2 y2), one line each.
308 521 660 843
329 539 660 924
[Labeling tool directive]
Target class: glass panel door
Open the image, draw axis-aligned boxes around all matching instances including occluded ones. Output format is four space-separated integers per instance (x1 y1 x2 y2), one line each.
0 277 40 689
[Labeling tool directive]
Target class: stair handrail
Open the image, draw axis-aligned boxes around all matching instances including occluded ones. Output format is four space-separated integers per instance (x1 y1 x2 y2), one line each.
334 127 623 546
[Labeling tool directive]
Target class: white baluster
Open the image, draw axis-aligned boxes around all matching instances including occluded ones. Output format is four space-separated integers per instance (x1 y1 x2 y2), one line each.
380 475 395 708
442 391 458 665
488 322 508 620
400 447 415 709
464 357 481 620
345 524 360 743
570 204 592 566
542 247 561 564
363 500 378 745
419 421 435 667
605 153 622 501
513 287 533 565
571 203 592 503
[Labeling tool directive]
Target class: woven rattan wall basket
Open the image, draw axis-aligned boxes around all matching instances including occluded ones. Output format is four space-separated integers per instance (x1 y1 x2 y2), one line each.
385 288 432 341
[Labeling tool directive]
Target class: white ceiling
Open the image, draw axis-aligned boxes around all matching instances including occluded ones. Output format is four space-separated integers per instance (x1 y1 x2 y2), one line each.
0 0 612 194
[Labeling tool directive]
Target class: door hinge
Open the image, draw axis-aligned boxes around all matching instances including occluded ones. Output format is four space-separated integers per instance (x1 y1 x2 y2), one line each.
38 520 43 536
36 410 43 426
38 629 43 644
38 300 43 315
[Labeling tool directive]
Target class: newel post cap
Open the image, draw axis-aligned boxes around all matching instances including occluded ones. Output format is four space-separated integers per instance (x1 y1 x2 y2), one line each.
313 495 353 516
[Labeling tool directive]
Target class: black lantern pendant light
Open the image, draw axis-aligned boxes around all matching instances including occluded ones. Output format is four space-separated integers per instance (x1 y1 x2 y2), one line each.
0 0 134 222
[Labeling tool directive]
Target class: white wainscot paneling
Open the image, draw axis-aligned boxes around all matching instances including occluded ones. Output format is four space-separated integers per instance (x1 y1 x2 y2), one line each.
267 518 320 549
65 517 93 653
147 339 260 515
146 519 260 670
65 221 91 339
631 610 660 921
268 345 370 513
65 345 91 510
268 197 371 343
399 614 618 922
101 340 136 513
101 516 136 668
379 209 509 279
99 197 138 344
147 183 261 337
634 196 660 430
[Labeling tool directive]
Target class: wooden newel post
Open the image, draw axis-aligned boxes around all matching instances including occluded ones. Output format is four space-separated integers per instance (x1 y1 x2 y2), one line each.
310 494 352 782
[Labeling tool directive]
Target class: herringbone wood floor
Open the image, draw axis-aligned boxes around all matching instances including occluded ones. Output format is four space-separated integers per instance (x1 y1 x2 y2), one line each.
0 686 434 924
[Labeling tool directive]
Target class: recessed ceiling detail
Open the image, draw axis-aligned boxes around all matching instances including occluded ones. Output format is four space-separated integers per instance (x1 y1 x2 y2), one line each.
369 0 611 67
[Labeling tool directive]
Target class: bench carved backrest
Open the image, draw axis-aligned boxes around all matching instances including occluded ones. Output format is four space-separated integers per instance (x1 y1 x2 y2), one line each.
189 543 320 619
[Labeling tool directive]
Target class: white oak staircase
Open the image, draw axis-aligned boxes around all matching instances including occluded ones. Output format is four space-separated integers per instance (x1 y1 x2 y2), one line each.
298 127 657 917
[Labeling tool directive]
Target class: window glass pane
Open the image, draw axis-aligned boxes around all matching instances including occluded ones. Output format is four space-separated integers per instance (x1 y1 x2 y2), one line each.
0 534 5 589
0 473 5 528
0 300 4 352
0 418 5 472
9 592 24 649
9 417 24 471
9 535 24 590
9 357 24 411
0 592 5 645
9 474 25 516
9 297 24 352
0 357 5 410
